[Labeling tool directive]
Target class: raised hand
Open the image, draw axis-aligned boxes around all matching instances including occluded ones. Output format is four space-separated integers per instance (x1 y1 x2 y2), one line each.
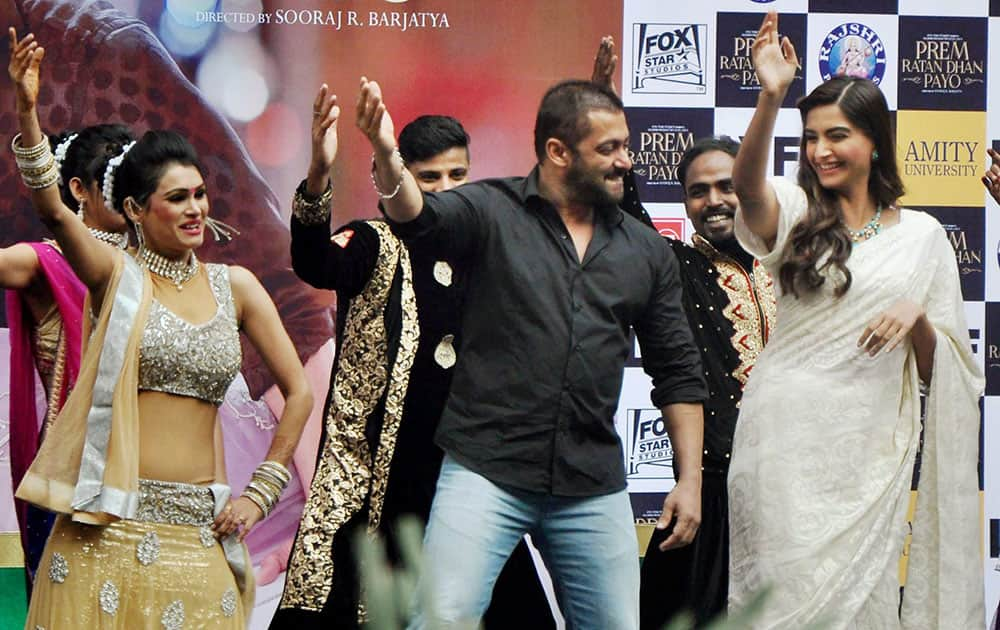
592 35 618 95
750 11 798 97
8 28 44 113
355 76 396 156
983 148 1000 205
310 83 340 175
306 83 339 195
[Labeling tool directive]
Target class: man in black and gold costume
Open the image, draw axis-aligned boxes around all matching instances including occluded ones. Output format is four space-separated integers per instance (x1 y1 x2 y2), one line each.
634 136 776 628
270 89 554 628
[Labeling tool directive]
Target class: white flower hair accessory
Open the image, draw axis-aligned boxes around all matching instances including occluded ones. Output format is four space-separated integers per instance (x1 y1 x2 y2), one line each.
52 133 78 178
102 140 136 213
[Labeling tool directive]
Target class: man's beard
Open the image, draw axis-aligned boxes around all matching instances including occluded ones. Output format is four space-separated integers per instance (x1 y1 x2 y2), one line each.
565 159 626 208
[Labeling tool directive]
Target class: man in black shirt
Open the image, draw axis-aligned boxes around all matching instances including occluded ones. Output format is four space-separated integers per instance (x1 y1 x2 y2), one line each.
357 77 707 630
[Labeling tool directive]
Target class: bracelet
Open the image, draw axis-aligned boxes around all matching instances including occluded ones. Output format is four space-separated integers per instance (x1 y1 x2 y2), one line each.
19 159 58 178
240 460 291 519
292 179 333 226
258 460 291 483
370 148 405 199
253 468 288 491
12 133 61 189
248 479 280 505
20 158 60 189
244 482 276 515
11 133 49 161
241 488 270 518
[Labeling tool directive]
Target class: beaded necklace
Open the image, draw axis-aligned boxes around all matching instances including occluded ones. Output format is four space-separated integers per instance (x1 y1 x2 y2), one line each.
137 246 199 290
846 205 883 243
89 227 129 250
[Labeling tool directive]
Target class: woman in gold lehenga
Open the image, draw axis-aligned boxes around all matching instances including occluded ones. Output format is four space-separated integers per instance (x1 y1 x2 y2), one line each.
8 29 313 628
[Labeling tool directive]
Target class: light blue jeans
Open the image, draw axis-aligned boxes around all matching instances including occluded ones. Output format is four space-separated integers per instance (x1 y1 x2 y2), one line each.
408 455 639 630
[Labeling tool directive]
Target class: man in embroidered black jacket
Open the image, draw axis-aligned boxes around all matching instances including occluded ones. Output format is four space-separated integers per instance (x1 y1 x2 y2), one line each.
273 97 554 628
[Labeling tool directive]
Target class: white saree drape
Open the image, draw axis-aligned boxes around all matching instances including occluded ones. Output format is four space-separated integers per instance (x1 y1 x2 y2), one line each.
728 177 984 629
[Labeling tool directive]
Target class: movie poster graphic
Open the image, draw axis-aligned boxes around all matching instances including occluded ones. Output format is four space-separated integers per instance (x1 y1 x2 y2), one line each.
897 16 987 111
715 12 806 108
625 107 714 203
920 206 986 301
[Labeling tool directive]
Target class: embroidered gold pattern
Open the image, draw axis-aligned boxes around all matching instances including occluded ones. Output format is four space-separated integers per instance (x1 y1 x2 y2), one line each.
160 600 185 629
280 220 419 611
221 588 238 617
99 580 119 615
136 531 161 566
48 552 68 583
199 526 216 548
41 326 68 439
694 235 776 385
134 479 215 526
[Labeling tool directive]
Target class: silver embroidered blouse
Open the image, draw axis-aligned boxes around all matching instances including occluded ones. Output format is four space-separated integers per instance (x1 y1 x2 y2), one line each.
138 264 241 405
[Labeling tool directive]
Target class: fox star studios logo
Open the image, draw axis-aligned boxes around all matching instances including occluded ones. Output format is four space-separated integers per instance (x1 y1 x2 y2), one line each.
626 409 674 478
632 23 708 94
818 23 887 84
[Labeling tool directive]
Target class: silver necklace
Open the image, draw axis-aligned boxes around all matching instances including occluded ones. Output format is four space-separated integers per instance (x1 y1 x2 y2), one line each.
89 227 129 250
137 246 199 290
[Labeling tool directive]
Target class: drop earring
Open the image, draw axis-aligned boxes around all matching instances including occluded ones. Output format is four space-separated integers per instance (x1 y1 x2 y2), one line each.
871 150 879 162
77 198 86 220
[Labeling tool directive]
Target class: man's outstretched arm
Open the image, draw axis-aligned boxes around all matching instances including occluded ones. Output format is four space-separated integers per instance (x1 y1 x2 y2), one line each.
355 76 423 223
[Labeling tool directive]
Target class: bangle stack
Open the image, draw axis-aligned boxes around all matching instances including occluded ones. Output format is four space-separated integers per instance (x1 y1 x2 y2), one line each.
292 179 333 226
370 148 405 199
12 133 60 189
241 460 291 519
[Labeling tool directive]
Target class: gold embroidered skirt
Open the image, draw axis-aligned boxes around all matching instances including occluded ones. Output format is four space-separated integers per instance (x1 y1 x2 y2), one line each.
25 479 250 629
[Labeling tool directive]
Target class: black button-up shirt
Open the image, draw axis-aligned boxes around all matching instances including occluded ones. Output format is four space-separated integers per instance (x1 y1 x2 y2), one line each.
389 167 706 496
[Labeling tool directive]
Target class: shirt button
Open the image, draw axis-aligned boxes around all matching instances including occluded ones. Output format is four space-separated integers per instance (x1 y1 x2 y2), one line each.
561 234 568 240
575 343 582 351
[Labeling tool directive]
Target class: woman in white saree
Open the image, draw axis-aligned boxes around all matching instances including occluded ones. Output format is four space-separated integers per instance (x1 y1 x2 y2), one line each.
727 11 985 629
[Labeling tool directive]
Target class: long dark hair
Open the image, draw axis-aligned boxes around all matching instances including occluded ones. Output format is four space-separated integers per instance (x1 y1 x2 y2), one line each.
779 77 904 298
49 124 134 209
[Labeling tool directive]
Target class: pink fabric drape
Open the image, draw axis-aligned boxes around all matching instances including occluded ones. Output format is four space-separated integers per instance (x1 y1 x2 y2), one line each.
6 242 85 553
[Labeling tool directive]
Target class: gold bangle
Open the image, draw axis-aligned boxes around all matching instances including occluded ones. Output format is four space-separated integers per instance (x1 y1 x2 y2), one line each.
21 166 60 190
258 460 291 484
253 468 288 490
11 133 50 161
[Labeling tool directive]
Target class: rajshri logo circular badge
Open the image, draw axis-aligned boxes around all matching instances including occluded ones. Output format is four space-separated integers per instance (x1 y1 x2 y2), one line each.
818 23 887 85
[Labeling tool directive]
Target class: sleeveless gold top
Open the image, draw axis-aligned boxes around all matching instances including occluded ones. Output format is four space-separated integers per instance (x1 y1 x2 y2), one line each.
138 264 241 405
31 302 63 386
